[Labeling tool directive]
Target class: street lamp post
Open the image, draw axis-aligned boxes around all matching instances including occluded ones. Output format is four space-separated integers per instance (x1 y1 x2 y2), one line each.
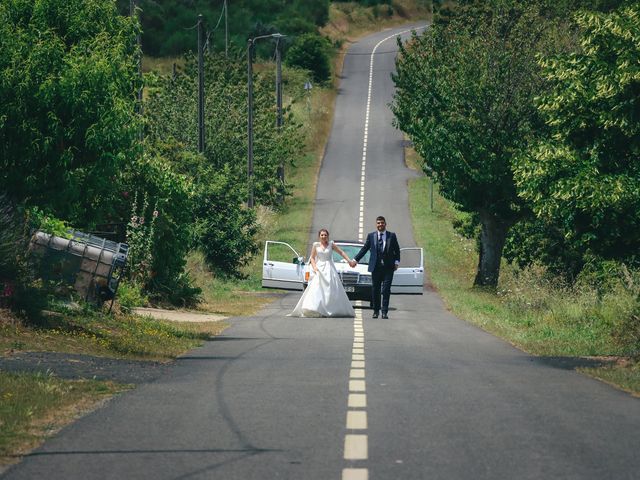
247 33 284 209
275 37 285 203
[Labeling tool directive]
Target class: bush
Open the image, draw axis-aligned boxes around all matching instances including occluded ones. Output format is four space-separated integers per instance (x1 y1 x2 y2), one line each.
0 196 46 317
194 166 260 277
0 0 140 227
285 33 332 84
116 280 148 313
122 152 196 303
498 260 640 357
25 207 70 238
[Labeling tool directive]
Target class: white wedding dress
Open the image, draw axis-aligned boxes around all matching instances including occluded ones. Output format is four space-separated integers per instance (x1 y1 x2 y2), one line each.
289 241 355 318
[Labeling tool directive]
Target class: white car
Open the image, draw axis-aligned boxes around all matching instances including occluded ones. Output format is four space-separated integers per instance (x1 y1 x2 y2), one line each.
261 240 424 301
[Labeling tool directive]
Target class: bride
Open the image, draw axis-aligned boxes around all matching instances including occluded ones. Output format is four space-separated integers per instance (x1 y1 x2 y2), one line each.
289 229 355 318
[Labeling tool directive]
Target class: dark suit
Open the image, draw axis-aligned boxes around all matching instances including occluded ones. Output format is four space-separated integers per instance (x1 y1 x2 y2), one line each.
354 231 401 314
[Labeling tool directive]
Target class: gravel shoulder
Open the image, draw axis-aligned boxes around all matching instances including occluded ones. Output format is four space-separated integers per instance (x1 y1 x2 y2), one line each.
132 307 227 323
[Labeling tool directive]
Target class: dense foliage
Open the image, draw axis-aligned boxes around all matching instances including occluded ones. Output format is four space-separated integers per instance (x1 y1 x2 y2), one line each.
0 197 46 316
122 153 196 301
392 1 565 286
117 0 330 57
396 0 639 286
0 0 307 309
146 54 302 206
513 4 640 276
285 33 333 84
144 53 305 276
0 0 140 227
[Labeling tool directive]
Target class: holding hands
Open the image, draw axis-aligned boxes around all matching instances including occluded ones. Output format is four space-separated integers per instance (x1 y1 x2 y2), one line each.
348 259 357 268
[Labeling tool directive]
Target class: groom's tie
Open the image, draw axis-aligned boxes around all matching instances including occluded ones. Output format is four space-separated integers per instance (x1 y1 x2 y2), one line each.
377 232 384 263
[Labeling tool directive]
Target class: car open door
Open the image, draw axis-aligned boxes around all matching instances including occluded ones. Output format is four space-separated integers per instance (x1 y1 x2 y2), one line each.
391 247 424 294
262 241 305 290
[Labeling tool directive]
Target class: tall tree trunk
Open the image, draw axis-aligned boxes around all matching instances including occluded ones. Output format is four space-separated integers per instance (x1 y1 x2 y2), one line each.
474 212 510 288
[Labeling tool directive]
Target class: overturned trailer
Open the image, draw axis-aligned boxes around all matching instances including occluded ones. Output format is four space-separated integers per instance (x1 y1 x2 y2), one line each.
30 230 129 307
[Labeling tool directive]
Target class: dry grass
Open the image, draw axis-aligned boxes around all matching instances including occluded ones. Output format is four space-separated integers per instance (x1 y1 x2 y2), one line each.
142 55 185 75
0 372 128 468
186 250 274 317
580 359 640 397
404 141 422 171
321 0 430 46
0 310 225 362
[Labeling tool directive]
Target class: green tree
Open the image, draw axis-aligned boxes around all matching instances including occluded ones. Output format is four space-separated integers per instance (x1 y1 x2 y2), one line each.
146 53 302 207
513 4 640 272
116 0 330 57
144 53 303 275
0 0 140 227
392 1 564 287
285 33 332 84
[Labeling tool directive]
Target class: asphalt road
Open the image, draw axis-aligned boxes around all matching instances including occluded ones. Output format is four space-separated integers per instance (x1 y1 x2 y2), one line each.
4 24 639 480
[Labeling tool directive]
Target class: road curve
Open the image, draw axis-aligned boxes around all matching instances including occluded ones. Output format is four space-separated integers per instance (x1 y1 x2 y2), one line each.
3 24 639 480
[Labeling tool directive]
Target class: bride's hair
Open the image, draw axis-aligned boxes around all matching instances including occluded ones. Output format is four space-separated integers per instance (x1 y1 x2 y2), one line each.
318 228 329 238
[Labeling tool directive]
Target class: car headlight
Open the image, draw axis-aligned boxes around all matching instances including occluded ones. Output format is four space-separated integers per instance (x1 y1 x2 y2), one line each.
358 275 372 285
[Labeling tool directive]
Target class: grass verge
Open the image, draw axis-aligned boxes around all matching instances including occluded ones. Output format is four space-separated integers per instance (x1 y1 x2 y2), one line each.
322 0 430 44
0 371 129 468
1 309 226 362
0 307 225 464
580 361 640 397
407 152 640 395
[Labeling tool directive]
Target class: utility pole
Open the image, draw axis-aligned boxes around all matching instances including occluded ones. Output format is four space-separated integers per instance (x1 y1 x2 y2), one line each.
130 0 143 141
275 38 284 200
247 33 284 209
197 14 205 154
224 0 229 58
247 38 255 208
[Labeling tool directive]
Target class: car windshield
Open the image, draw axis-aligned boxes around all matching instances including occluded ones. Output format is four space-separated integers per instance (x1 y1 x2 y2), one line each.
333 244 369 265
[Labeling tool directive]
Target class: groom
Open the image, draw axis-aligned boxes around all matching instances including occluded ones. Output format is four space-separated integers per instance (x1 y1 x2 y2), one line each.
350 216 401 319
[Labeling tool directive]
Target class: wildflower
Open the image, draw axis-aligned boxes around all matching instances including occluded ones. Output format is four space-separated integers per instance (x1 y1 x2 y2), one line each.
152 210 159 218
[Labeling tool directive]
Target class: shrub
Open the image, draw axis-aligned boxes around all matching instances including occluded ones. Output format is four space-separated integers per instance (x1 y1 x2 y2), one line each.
0 0 140 226
194 166 260 277
0 196 46 317
25 207 70 238
285 33 332 84
116 280 148 313
122 152 196 303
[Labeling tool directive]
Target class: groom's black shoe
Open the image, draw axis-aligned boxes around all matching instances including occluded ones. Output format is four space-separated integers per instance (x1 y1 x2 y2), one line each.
372 311 379 319
381 312 389 319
